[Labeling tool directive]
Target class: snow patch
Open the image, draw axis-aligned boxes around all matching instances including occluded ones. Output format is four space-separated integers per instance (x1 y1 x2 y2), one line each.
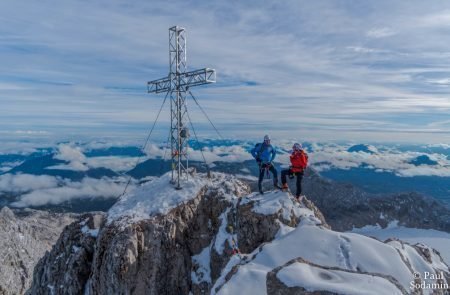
243 191 307 222
215 225 418 294
81 225 99 238
277 262 402 295
191 244 212 284
214 208 235 255
108 172 208 224
275 220 295 239
351 223 450 265
72 245 81 253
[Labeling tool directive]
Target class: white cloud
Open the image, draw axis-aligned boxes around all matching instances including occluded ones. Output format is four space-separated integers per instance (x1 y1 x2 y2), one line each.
366 27 396 38
346 46 383 53
10 176 134 208
85 156 142 172
0 174 59 193
0 161 23 173
13 130 50 135
308 143 450 177
419 11 450 28
427 78 450 86
50 144 89 171
142 144 254 164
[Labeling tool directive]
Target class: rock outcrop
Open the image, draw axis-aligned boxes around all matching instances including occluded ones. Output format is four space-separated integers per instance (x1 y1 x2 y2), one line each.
27 213 105 295
28 173 328 294
27 172 449 295
0 207 77 295
239 166 450 233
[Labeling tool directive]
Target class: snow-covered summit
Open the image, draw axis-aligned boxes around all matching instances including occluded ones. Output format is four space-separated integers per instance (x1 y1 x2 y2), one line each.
27 172 449 295
108 172 207 223
108 171 248 224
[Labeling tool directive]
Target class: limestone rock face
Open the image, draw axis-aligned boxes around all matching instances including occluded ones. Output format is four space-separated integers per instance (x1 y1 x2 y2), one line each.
0 207 77 295
28 173 318 295
27 213 105 295
27 173 449 295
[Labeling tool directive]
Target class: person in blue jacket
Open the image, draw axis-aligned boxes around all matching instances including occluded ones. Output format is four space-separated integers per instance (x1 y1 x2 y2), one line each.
251 135 279 194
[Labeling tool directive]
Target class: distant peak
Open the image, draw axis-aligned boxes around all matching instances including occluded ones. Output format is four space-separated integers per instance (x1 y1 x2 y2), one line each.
409 154 438 166
347 144 378 154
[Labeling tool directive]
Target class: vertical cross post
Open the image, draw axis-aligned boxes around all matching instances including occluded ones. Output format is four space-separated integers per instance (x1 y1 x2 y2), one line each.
170 26 187 189
148 26 216 189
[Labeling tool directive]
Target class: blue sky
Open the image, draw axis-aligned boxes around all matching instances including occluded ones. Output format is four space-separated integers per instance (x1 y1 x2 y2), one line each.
1 0 450 144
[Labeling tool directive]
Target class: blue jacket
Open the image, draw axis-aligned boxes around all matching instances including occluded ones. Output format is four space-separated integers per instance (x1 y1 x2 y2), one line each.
251 142 276 164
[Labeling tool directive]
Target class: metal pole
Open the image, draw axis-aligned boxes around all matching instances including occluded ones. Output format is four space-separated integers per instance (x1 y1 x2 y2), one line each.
176 27 182 189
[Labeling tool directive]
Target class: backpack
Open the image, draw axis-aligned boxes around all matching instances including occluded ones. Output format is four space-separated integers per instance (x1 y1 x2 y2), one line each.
254 142 265 160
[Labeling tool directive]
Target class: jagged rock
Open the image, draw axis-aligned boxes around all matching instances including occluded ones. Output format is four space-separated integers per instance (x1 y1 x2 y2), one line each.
236 195 329 254
26 172 450 295
28 173 316 295
236 200 284 254
89 190 229 294
27 213 106 295
0 208 77 295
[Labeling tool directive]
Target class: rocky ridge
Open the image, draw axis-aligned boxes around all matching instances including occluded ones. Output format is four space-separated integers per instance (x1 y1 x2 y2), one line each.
28 172 449 294
0 207 77 295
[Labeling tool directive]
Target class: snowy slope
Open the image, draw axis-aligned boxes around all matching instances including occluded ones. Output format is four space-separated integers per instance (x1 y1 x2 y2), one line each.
351 221 450 265
276 261 401 295
108 172 209 224
213 191 449 295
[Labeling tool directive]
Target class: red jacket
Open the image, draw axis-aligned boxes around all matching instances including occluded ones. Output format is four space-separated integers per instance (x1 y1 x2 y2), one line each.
290 150 308 172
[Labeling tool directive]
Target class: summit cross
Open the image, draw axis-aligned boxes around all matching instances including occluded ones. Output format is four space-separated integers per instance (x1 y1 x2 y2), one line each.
147 26 216 189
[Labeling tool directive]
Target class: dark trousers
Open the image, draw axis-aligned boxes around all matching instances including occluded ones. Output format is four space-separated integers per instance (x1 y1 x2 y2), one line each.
281 169 304 197
258 163 278 191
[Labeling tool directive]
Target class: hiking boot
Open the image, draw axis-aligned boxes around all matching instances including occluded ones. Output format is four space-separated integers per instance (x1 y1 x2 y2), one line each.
281 183 289 191
296 195 304 203
259 190 264 195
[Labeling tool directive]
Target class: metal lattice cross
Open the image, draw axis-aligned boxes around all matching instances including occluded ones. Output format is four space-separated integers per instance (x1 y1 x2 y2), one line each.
148 26 216 189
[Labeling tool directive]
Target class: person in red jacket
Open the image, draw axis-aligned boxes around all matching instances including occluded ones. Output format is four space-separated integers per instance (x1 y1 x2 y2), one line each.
281 143 308 201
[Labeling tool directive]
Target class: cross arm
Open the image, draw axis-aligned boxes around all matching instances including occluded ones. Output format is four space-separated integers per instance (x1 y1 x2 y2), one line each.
183 68 216 88
148 68 216 93
147 76 171 94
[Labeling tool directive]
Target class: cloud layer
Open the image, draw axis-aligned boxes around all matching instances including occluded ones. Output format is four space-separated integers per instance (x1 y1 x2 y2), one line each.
10 176 129 208
1 140 449 208
0 173 133 208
